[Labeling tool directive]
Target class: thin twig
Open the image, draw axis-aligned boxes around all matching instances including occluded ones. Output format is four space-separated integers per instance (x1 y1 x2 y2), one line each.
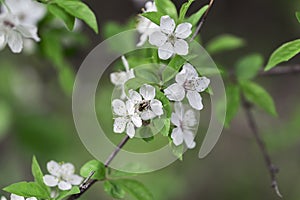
67 135 130 200
190 0 215 41
242 96 283 198
259 64 300 76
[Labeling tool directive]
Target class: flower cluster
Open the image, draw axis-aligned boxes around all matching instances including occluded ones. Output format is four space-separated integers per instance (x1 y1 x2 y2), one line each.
1 195 36 200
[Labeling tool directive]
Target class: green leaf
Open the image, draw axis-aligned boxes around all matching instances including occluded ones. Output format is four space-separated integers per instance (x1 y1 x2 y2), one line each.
265 39 300 71
224 85 240 127
170 143 184 160
58 67 75 96
48 4 75 31
153 118 170 137
31 156 49 193
3 182 50 199
156 90 172 118
56 186 80 200
114 179 154 200
104 180 126 199
108 168 137 178
55 0 98 33
141 12 164 26
236 54 263 80
179 0 194 21
240 81 277 116
186 5 208 26
206 34 245 55
154 0 178 20
80 160 106 180
296 12 300 23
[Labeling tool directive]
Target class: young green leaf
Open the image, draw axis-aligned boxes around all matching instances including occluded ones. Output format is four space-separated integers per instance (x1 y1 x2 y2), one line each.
224 85 241 127
296 12 300 23
240 81 277 116
170 143 184 160
236 53 263 80
54 0 98 33
141 12 164 26
56 186 80 200
154 0 178 20
156 90 172 118
186 5 208 26
31 156 49 193
3 182 50 199
179 0 195 21
108 168 137 178
152 118 171 137
104 180 126 199
47 4 75 31
265 39 300 71
80 160 106 180
206 34 245 55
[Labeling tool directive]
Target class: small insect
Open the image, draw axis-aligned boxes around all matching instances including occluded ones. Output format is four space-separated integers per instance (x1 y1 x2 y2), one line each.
138 101 150 112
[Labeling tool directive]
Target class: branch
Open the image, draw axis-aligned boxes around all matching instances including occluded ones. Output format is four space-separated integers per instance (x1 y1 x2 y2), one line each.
259 65 300 76
67 135 130 200
242 96 283 198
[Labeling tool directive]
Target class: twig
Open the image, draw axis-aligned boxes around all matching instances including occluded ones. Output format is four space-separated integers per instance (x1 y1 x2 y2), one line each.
190 0 215 41
259 64 300 76
242 96 283 198
67 135 130 200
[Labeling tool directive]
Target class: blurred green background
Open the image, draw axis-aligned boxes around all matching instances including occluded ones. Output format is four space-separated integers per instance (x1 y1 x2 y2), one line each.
1 0 300 199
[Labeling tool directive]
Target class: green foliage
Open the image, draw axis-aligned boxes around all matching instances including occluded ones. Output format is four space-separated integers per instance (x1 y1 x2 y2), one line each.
104 180 126 199
154 0 178 20
170 143 184 160
206 34 245 55
156 90 172 118
47 4 75 31
31 156 49 193
80 160 106 180
240 81 277 116
265 39 300 70
0 100 11 141
296 12 300 23
179 0 195 21
186 5 208 26
56 186 80 200
236 53 263 80
141 12 164 26
108 169 137 178
224 85 241 127
3 182 50 199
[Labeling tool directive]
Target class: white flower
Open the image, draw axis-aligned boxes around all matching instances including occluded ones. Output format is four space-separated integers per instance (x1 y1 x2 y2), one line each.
112 99 142 138
10 194 37 200
137 1 159 47
110 56 135 99
43 161 83 191
1 196 7 200
128 84 163 120
171 102 197 149
149 15 192 60
0 13 40 53
164 63 210 110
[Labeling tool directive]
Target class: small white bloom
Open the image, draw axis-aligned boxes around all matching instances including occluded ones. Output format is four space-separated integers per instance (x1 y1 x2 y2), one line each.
110 56 135 99
1 196 7 200
149 15 192 60
43 161 83 191
171 102 197 149
112 99 142 138
0 13 40 53
137 1 159 47
10 194 37 200
164 63 210 110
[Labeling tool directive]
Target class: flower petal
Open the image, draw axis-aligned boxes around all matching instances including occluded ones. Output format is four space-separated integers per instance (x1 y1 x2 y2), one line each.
171 127 184 146
171 112 180 127
164 83 185 101
58 181 72 191
158 42 174 60
126 122 135 138
186 90 203 110
16 25 40 41
1 196 7 200
10 194 24 200
160 15 175 34
140 84 155 100
0 34 6 50
131 114 142 128
183 130 196 149
112 99 127 116
110 71 128 85
43 175 59 187
7 31 23 53
126 100 135 115
61 163 75 176
113 117 127 133
183 109 197 127
149 31 168 47
26 198 38 200
182 63 198 77
128 90 142 104
174 39 189 55
137 32 148 47
174 102 184 121
47 160 61 176
150 99 163 116
121 56 130 71
194 77 210 92
174 23 192 39
141 110 156 120
65 174 83 185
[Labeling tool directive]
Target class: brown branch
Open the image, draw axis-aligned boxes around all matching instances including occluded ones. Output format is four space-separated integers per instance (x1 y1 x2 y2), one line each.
67 135 130 200
242 96 282 198
259 65 300 76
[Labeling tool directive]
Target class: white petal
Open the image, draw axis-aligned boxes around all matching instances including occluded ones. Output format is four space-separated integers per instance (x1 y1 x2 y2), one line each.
174 102 184 121
113 117 127 133
43 175 59 187
186 90 203 110
1 196 7 200
175 69 189 85
137 32 148 47
150 99 163 116
16 25 40 41
139 84 155 100
65 174 83 185
183 130 196 149
131 115 142 128
194 77 210 92
149 31 168 47
26 198 37 200
141 110 156 120
110 71 128 85
171 112 180 127
160 15 175 34
128 90 142 104
58 181 72 191
174 23 192 39
10 194 24 200
0 34 6 50
183 109 197 127
126 100 135 115
174 39 189 55
7 31 23 53
171 127 184 146
126 122 135 138
61 163 75 176
182 63 198 77
158 42 174 60
112 99 127 116
121 56 130 71
47 160 61 177
164 83 185 101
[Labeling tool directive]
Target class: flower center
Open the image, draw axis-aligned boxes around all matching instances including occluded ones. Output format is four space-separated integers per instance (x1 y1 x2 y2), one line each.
3 20 15 28
137 100 151 112
168 34 177 45
184 78 197 91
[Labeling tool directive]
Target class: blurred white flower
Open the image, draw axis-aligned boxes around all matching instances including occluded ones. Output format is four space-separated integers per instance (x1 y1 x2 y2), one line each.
149 15 192 60
110 56 135 99
10 194 37 200
137 1 159 46
164 63 210 110
171 102 197 149
0 13 40 53
128 84 163 120
43 161 83 191
1 196 7 200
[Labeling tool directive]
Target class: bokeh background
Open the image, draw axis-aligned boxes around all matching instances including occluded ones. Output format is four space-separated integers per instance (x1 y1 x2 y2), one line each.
1 0 300 199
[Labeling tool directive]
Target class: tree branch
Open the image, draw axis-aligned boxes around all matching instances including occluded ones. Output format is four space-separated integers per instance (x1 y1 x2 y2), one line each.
67 135 130 200
259 65 300 76
242 96 282 198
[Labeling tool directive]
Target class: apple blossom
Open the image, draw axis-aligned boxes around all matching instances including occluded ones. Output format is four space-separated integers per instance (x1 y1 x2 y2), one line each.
10 194 37 200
